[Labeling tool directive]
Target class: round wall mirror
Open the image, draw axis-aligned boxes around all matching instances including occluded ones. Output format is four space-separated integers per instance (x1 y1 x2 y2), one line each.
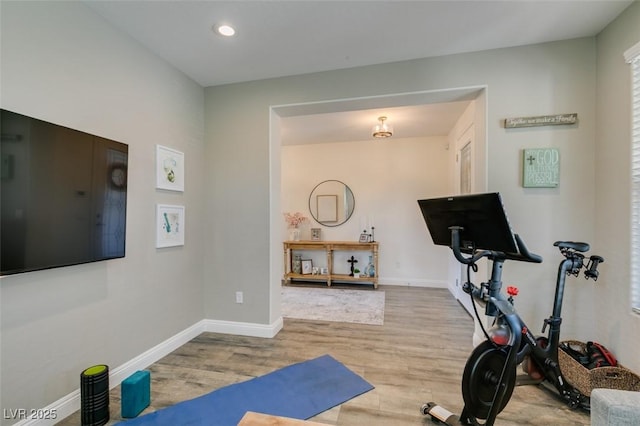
308 180 355 227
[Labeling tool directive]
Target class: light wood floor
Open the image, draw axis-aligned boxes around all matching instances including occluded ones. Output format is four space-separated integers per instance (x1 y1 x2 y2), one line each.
57 285 589 425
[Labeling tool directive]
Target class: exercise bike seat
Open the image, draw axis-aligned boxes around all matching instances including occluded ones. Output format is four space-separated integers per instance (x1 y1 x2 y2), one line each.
554 241 590 252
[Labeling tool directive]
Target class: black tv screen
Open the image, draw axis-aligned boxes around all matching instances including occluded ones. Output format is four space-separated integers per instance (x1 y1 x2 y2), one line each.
417 192 518 254
1 109 128 275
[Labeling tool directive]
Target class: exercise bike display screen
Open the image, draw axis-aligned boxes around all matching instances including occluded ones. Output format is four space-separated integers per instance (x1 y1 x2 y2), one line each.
417 192 518 255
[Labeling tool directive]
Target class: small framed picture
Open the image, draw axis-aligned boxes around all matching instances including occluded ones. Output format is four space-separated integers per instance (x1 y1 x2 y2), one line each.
359 233 370 243
311 228 321 241
156 145 185 192
156 204 185 248
301 259 313 275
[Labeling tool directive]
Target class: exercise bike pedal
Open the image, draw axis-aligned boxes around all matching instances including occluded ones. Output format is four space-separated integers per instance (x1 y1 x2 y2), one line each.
421 402 460 425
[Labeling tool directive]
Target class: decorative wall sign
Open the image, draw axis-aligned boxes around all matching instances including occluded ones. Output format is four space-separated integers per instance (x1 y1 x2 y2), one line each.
523 148 560 188
156 204 185 248
505 113 577 128
156 145 184 191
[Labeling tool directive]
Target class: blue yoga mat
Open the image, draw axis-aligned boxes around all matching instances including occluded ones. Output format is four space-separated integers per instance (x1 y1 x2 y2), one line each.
117 354 373 425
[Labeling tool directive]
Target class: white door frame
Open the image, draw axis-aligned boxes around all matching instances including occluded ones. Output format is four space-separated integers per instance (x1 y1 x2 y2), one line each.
452 124 476 315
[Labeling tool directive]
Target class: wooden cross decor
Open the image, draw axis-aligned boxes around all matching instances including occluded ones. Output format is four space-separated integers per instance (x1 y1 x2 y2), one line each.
347 256 358 277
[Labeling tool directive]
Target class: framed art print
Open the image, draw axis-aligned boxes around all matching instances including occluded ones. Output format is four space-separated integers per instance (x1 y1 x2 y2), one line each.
522 148 560 188
156 204 185 248
301 259 313 275
156 145 184 191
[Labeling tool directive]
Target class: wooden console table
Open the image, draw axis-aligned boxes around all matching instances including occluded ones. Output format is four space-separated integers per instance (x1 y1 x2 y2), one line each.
283 240 379 288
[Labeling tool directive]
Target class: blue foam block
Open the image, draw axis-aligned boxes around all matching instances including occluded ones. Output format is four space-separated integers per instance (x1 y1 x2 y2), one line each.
121 370 150 418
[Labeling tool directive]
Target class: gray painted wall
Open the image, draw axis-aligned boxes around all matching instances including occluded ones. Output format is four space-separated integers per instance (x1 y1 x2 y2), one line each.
202 10 639 372
1 0 638 421
595 0 640 374
0 2 205 421
203 37 599 340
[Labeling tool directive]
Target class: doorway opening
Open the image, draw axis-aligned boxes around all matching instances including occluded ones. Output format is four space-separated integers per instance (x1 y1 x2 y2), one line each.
269 86 488 323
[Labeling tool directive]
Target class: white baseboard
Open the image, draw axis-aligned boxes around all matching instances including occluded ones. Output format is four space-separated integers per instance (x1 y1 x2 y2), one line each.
203 317 283 338
378 277 448 288
14 317 284 426
110 321 208 385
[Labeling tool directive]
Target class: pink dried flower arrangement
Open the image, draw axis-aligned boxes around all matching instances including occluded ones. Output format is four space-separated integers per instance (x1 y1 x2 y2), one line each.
284 212 308 228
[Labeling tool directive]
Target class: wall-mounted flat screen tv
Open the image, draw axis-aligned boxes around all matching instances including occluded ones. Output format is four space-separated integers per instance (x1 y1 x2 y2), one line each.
1 109 128 275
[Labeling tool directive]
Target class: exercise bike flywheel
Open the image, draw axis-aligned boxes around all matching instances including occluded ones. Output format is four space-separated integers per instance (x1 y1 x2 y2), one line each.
461 340 516 420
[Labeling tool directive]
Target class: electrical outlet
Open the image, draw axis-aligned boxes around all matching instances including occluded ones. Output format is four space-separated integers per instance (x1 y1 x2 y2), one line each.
235 291 243 304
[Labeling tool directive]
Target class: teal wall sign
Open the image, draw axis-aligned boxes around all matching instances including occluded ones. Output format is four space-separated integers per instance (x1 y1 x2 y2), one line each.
523 148 560 188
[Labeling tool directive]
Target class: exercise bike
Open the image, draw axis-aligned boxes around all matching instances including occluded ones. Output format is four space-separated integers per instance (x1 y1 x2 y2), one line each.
416 193 604 426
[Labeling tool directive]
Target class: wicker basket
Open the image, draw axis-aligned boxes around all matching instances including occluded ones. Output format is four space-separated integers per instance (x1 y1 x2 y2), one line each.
558 340 640 396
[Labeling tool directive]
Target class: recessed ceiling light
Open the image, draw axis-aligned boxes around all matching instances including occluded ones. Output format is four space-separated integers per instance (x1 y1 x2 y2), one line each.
214 24 236 37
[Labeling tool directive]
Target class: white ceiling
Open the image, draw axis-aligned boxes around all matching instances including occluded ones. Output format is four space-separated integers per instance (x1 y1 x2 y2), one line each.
84 0 633 143
280 101 473 145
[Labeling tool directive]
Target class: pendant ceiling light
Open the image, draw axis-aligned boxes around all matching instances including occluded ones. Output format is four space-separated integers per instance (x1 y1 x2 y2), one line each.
372 116 393 138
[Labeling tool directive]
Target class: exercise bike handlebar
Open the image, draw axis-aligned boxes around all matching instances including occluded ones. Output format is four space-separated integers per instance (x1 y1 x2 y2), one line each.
449 226 543 265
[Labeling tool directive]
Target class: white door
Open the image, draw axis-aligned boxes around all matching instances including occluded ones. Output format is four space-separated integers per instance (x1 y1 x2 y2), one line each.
453 126 475 315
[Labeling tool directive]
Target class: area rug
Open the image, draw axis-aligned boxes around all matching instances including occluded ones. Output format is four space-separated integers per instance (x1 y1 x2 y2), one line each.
281 286 385 325
117 354 372 426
